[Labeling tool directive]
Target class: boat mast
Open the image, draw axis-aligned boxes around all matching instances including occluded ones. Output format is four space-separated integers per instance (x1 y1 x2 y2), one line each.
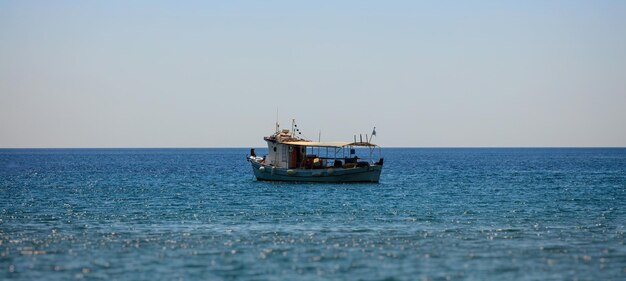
275 107 280 133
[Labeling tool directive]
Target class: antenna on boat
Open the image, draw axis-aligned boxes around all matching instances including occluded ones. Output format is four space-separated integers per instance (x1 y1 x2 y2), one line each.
275 107 280 133
318 130 322 155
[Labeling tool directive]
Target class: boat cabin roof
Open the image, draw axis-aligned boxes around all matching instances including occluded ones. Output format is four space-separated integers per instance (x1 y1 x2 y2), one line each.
282 141 378 148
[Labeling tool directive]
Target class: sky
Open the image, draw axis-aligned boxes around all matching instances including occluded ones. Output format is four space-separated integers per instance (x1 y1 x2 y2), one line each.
1 0 625 148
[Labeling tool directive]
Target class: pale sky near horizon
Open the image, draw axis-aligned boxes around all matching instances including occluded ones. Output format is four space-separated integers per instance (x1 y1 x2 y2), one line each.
1 1 625 148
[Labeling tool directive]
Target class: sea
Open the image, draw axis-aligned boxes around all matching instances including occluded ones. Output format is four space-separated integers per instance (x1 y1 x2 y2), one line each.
1 148 624 280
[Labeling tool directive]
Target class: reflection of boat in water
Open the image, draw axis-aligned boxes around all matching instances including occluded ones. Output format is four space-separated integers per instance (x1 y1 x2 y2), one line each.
247 120 383 183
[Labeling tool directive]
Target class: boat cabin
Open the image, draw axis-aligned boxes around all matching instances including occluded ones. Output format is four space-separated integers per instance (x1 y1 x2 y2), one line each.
260 129 381 170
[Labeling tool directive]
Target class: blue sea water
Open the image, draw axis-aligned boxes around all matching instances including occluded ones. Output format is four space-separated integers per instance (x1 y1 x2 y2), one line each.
1 148 625 280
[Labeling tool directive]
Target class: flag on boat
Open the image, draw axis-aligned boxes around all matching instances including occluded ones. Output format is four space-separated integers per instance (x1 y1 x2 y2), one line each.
372 127 377 137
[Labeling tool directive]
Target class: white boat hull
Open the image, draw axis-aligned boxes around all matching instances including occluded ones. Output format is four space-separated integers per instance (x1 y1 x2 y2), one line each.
249 159 382 183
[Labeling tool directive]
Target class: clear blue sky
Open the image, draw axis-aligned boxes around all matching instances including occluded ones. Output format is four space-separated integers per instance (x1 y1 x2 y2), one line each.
1 1 625 147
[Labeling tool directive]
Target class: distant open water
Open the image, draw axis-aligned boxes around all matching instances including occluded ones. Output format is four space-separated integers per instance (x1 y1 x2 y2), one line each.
1 148 625 280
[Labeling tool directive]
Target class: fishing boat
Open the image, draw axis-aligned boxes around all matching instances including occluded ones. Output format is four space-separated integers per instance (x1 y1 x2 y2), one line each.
247 120 383 182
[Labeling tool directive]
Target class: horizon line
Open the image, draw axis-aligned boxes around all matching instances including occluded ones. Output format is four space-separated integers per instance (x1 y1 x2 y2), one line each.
1 146 625 149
